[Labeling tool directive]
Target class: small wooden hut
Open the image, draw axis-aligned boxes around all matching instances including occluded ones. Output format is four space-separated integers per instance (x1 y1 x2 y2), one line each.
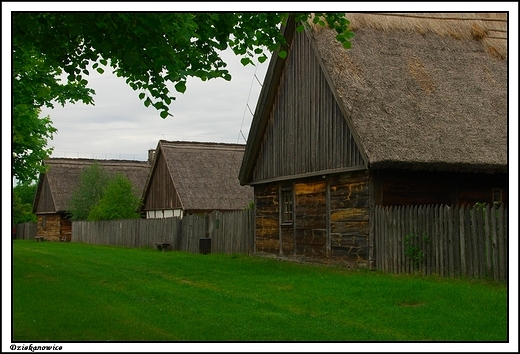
239 13 508 267
141 140 253 219
33 158 150 241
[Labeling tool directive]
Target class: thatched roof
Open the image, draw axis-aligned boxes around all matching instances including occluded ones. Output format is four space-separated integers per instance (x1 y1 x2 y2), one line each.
312 13 507 173
148 140 253 211
33 158 150 213
240 13 507 182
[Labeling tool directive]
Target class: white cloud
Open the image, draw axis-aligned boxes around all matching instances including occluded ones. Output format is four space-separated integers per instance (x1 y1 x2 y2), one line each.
41 49 269 161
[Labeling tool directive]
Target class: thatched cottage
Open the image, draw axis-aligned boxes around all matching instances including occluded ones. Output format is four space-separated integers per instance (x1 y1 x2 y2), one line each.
33 158 150 241
238 13 508 267
141 140 253 219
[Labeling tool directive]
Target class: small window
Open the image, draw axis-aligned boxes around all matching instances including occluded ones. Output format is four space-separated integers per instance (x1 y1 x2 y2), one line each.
492 188 503 203
281 189 293 224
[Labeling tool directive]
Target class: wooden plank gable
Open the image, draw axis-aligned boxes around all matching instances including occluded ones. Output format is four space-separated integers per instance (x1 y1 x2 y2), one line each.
142 147 183 211
251 29 365 184
34 174 57 214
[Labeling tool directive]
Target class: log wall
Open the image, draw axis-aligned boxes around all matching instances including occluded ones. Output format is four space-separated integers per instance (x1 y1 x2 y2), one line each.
254 170 371 267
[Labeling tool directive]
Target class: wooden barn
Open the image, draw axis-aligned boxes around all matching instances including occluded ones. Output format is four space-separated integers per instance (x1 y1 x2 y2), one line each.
238 13 508 267
33 158 150 241
141 140 253 219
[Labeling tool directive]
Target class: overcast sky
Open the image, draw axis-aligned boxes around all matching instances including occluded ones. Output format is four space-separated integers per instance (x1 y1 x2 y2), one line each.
40 49 269 161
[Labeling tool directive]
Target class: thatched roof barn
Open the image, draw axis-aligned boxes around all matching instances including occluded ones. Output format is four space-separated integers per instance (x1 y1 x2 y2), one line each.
142 140 253 218
238 13 508 267
312 12 507 173
33 158 150 240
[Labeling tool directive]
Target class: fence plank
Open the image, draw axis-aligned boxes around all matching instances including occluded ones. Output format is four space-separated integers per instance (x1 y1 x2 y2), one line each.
447 205 454 277
452 205 460 277
15 222 37 240
70 210 254 256
497 205 506 281
490 204 499 281
464 205 473 278
425 205 432 275
373 204 507 282
484 204 492 278
476 206 485 279
459 206 466 277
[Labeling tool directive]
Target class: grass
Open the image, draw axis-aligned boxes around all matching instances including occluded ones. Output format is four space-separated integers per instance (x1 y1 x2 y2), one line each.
12 240 508 342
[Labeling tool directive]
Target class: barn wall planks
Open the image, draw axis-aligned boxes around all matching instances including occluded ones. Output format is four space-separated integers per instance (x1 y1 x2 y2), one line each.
329 171 370 266
143 149 182 210
251 30 364 184
34 175 55 213
294 180 327 258
253 170 371 267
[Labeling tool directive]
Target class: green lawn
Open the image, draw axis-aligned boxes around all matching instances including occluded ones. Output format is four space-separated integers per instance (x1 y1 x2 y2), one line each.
12 240 508 342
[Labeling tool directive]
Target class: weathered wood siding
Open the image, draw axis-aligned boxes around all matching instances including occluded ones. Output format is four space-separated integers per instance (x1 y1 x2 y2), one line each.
254 185 279 254
34 175 55 213
329 171 370 266
143 149 183 211
374 169 508 206
254 171 371 267
252 30 364 183
294 180 327 258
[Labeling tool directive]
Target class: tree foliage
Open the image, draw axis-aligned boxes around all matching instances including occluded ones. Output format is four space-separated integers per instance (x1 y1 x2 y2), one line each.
68 162 110 221
13 33 95 183
12 182 38 224
12 12 353 182
67 162 141 221
88 173 142 221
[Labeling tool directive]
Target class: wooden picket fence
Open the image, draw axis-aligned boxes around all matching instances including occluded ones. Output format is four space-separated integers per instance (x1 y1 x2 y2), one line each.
72 210 254 255
374 204 508 281
14 222 37 240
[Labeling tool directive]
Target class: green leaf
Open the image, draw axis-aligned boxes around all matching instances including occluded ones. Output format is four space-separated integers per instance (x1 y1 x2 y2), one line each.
160 110 169 118
240 57 253 66
345 31 355 40
139 92 145 100
296 25 305 33
278 50 287 59
174 81 186 93
342 41 352 49
258 55 267 64
96 67 104 74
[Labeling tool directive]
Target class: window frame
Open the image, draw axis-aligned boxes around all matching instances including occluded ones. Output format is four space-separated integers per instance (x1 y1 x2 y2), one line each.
280 187 294 225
